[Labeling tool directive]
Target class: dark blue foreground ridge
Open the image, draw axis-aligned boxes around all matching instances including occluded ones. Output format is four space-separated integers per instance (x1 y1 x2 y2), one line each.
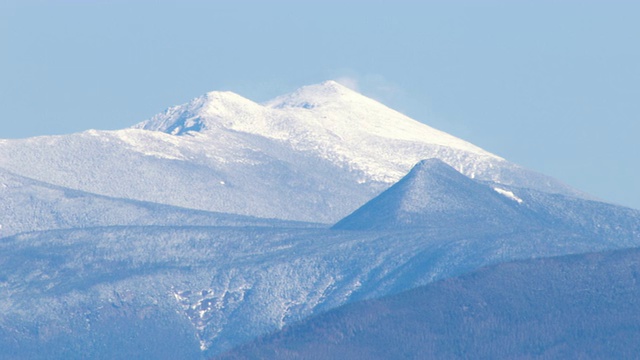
216 247 640 360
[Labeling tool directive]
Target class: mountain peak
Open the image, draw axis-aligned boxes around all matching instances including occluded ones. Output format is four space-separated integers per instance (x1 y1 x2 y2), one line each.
298 79 354 94
133 90 262 135
132 81 494 158
333 158 525 230
133 81 360 135
264 80 360 110
202 90 248 102
406 158 454 176
396 158 472 196
316 79 350 90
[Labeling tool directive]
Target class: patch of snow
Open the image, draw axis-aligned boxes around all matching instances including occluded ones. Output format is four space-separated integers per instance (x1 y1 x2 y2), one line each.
493 187 524 204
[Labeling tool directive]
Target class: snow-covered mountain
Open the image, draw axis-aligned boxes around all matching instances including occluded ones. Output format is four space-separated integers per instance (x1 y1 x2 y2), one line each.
2 156 640 358
133 81 497 184
1 80 638 359
334 159 531 230
334 158 640 235
0 81 583 223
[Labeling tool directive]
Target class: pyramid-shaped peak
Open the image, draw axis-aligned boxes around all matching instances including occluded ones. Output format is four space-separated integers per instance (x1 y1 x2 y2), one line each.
414 158 451 169
264 80 364 109
197 90 262 116
406 158 458 177
398 158 474 195
333 159 526 230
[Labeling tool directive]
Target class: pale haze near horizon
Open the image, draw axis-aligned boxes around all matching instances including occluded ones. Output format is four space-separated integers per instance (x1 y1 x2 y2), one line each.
1 1 638 210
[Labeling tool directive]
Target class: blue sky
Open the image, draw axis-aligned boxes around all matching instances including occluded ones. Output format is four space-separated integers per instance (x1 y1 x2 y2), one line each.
1 1 639 209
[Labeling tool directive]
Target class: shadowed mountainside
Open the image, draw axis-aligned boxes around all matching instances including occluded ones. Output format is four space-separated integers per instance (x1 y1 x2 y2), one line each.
216 247 640 360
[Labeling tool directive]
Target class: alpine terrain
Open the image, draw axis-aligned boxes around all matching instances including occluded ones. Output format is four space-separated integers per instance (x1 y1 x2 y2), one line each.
1 81 639 359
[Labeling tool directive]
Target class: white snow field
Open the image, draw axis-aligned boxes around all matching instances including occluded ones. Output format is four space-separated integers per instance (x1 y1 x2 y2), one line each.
0 167 316 238
0 81 583 223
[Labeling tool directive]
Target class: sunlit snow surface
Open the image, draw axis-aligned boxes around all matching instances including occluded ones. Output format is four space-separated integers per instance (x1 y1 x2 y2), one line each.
0 81 583 223
0 167 314 238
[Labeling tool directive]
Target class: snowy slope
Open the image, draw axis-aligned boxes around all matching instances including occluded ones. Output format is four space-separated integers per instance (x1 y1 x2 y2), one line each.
334 159 640 233
217 247 640 360
2 190 640 358
135 81 498 183
0 128 380 223
0 167 313 237
334 159 532 230
0 81 584 222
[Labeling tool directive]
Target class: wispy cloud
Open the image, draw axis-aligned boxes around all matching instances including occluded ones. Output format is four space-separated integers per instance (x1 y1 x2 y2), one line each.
335 76 360 92
331 71 404 102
